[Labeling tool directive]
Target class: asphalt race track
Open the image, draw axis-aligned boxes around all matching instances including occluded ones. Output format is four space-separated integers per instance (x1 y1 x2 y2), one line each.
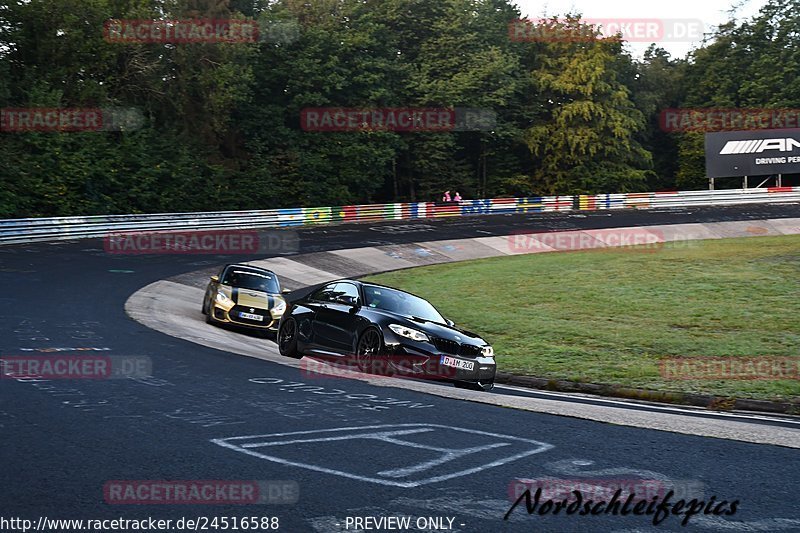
2 204 800 533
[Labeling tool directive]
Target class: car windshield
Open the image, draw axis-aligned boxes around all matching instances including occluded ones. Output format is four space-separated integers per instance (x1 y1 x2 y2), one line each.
221 270 279 293
362 285 445 324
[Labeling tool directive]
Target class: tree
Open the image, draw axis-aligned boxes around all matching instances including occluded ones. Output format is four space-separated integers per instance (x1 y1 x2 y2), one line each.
521 16 651 194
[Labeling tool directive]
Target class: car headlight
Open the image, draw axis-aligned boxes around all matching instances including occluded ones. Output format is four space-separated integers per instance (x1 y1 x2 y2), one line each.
481 345 494 358
216 292 232 304
388 324 430 342
272 297 286 315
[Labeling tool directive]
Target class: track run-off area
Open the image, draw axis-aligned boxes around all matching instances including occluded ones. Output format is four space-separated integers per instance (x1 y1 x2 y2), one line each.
2 204 800 533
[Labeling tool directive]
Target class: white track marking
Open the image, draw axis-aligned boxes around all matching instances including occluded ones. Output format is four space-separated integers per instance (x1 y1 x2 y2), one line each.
211 424 553 488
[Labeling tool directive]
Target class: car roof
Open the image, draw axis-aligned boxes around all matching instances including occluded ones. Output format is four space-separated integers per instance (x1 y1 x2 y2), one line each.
327 279 424 298
223 264 277 277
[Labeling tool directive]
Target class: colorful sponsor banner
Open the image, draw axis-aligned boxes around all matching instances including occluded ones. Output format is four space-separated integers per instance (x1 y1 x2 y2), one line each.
331 205 357 222
578 195 596 210
624 193 652 209
409 202 428 219
517 197 544 213
277 208 303 227
579 194 637 210
587 194 625 210
607 193 627 209
303 207 332 224
354 204 384 221
383 203 404 220
488 198 517 214
461 199 492 215
432 202 461 217
543 196 573 211
90 188 800 239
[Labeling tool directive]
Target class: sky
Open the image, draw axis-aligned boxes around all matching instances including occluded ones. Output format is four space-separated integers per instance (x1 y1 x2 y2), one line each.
512 0 769 58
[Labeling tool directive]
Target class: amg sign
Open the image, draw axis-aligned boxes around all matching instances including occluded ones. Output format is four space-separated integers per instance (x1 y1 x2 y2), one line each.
706 129 800 178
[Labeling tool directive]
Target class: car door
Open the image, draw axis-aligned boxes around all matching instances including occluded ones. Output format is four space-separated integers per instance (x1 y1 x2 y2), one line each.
306 283 339 353
313 282 361 354
203 266 225 312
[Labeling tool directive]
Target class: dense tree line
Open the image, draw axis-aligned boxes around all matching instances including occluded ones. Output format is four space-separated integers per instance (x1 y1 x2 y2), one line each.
0 0 798 217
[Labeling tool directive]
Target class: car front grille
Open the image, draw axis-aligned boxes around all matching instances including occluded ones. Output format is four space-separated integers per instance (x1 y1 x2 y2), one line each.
432 337 482 358
459 344 482 358
432 337 459 354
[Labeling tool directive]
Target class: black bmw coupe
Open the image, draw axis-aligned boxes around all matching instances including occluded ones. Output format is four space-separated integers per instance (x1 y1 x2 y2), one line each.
277 280 496 391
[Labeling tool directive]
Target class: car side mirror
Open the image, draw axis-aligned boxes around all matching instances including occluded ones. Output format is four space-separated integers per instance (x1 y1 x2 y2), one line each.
282 288 291 294
210 275 219 283
445 318 455 327
348 298 361 313
336 295 360 308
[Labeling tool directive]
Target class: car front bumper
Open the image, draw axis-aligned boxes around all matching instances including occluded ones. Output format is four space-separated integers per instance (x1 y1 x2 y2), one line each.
211 304 281 331
381 331 497 387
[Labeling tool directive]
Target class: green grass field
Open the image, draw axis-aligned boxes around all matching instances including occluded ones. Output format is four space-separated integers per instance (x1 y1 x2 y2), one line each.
364 235 800 401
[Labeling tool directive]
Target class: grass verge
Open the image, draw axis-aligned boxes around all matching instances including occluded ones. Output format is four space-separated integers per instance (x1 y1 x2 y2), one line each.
363 235 800 402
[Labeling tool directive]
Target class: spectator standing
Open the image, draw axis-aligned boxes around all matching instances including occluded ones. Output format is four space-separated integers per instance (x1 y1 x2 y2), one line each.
442 190 451 202
453 191 462 202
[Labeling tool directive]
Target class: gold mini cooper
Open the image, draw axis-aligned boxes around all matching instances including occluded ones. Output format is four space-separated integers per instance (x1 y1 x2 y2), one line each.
202 264 290 334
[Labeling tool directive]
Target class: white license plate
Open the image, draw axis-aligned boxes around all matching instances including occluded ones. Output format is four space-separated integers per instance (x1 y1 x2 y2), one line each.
238 312 263 321
440 356 474 371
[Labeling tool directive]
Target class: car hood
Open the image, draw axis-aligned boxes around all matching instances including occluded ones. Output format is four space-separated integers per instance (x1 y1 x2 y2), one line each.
220 286 283 309
374 309 486 345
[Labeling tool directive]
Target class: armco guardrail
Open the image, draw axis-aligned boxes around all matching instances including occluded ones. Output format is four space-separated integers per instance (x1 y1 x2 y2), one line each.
1 187 799 245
